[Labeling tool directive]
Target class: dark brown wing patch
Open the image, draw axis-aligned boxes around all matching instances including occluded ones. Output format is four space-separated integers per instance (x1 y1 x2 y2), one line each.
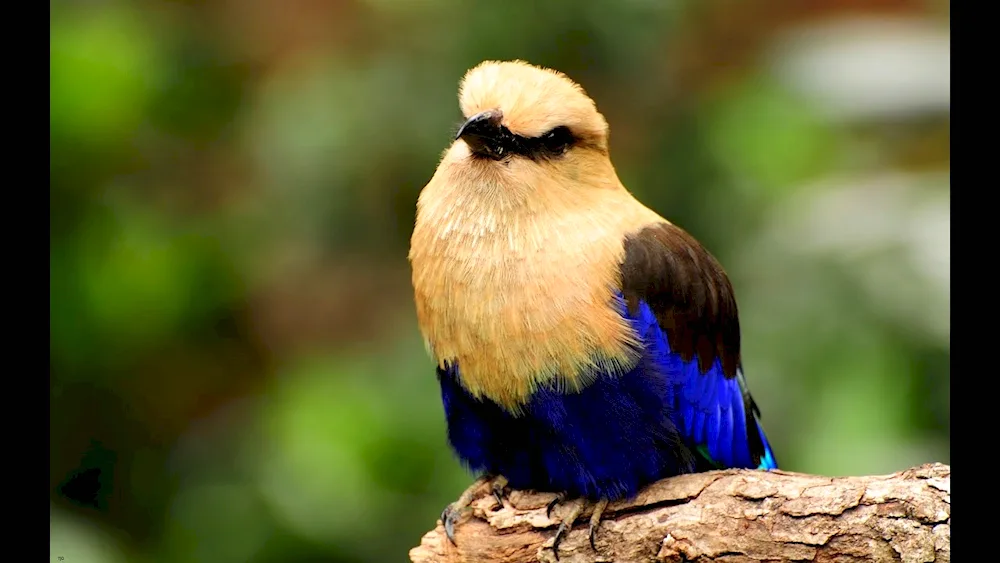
620 222 741 378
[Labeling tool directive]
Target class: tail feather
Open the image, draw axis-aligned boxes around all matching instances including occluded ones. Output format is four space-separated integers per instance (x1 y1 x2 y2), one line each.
755 420 778 470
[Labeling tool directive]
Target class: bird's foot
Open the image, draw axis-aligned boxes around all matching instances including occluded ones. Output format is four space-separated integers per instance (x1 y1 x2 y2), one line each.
541 496 611 560
440 474 507 545
490 475 509 510
588 498 609 551
546 492 567 519
542 497 585 561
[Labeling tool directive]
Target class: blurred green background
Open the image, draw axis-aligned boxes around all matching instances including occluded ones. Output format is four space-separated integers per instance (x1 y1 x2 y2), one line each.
50 0 949 562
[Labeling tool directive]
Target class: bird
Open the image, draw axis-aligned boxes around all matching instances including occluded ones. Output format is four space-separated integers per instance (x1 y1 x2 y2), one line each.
408 60 778 558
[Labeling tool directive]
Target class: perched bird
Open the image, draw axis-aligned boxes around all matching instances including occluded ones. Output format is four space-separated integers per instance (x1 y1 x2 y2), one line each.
409 60 778 557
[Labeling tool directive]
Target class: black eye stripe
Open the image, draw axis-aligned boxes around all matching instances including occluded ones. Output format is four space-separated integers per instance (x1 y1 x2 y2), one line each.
514 126 577 160
457 121 578 161
536 126 574 157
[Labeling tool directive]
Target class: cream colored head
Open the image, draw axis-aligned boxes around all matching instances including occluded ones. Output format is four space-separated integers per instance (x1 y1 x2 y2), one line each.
458 60 610 150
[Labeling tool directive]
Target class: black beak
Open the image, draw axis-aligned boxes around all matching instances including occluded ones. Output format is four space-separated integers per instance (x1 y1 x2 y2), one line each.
456 110 506 159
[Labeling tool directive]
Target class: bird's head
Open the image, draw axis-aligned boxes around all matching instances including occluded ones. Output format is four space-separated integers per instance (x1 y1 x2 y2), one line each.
456 60 610 158
430 60 619 201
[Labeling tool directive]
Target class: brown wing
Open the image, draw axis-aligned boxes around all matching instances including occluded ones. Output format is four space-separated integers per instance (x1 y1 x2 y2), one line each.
619 222 742 379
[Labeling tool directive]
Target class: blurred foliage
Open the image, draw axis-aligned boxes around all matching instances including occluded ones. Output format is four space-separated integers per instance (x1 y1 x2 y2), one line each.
50 0 949 562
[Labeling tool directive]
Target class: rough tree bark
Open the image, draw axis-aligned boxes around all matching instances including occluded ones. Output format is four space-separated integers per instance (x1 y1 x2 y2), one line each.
410 463 950 563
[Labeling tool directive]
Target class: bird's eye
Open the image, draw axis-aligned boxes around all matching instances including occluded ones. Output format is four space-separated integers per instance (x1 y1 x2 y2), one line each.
541 126 574 155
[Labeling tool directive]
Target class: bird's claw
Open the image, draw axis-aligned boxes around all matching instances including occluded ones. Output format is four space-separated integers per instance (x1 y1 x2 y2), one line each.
541 496 608 559
542 497 585 561
546 492 566 519
549 520 572 561
490 475 509 510
588 498 609 551
441 503 464 545
439 474 508 545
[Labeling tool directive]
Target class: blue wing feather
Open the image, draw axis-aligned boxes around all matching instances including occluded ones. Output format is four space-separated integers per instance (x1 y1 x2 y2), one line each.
627 296 777 471
620 221 778 471
664 346 777 470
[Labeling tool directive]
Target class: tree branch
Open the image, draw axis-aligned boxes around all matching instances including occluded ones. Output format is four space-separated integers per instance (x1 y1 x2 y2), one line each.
409 463 950 563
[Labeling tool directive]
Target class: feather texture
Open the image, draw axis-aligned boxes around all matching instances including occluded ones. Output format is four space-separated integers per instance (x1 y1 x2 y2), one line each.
438 295 692 500
438 293 775 501
621 222 775 469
